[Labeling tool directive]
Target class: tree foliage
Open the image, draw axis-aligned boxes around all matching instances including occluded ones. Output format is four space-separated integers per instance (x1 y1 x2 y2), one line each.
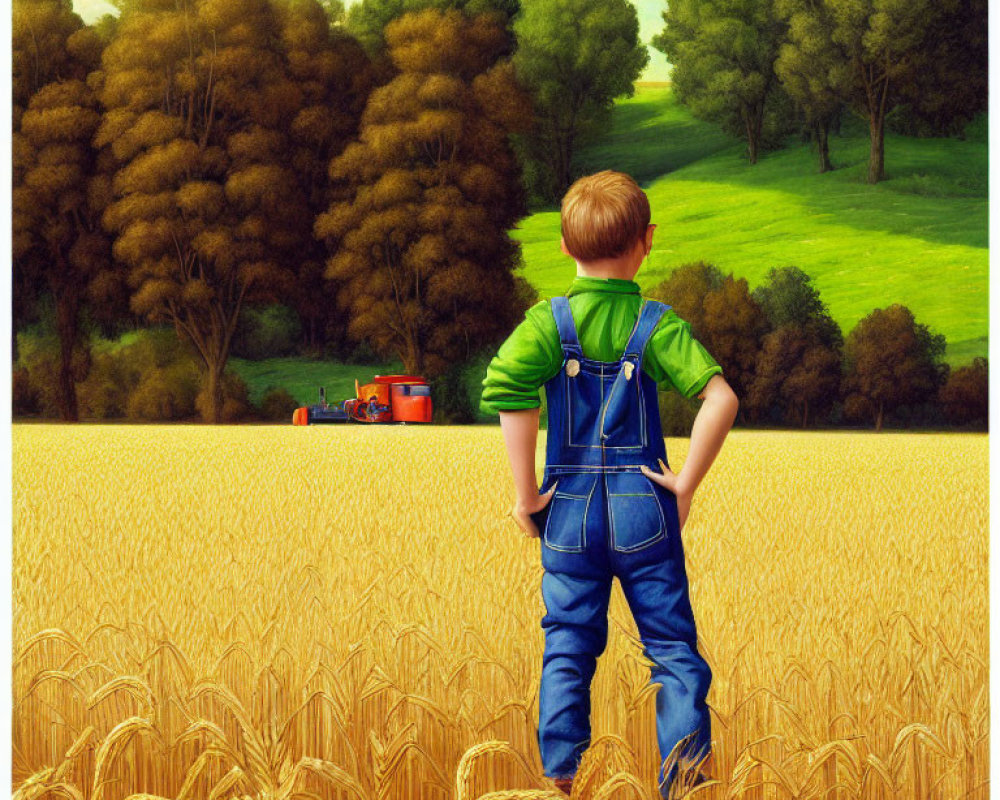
275 0 376 353
13 0 112 420
650 263 768 424
345 0 518 76
824 0 933 183
894 0 988 138
316 7 533 378
94 0 361 422
773 0 849 172
841 304 947 430
748 266 842 425
937 356 987 427
653 0 791 165
512 0 648 202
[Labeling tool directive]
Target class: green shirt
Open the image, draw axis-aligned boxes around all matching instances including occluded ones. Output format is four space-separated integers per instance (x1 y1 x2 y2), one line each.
480 275 723 414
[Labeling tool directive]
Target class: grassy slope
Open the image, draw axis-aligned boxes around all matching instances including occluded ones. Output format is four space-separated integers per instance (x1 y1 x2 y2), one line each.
230 356 406 408
517 86 988 364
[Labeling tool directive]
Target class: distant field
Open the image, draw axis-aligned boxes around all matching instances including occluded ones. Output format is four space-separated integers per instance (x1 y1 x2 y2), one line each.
12 426 988 798
518 86 988 364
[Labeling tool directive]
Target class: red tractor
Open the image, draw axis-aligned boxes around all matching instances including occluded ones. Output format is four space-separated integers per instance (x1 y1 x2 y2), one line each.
292 374 433 425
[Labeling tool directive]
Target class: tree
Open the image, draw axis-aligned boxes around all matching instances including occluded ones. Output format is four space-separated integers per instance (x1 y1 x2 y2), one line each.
747 265 842 425
651 263 768 424
938 357 987 427
12 0 112 420
825 0 933 183
653 0 790 165
841 304 947 431
345 0 518 79
748 323 841 426
751 265 841 348
95 0 311 422
894 0 987 138
316 7 533 377
512 0 648 201
647 261 725 334
773 0 850 172
275 0 376 353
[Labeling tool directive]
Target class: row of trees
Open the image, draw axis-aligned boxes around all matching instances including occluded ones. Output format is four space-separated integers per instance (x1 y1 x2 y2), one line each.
653 0 988 180
13 0 562 422
651 264 987 431
13 0 658 423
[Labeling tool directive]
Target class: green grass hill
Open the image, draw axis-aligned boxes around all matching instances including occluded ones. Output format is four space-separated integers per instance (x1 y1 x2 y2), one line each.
516 85 987 366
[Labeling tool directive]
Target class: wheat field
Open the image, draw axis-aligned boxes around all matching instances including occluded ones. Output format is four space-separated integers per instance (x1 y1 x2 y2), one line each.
11 424 988 800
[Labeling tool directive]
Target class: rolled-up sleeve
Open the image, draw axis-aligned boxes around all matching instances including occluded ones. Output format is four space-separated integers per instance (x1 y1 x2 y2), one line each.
480 305 560 414
647 314 723 399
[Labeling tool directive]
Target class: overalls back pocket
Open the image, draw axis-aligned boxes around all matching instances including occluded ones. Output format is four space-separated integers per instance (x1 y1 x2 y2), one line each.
606 471 665 553
542 471 597 553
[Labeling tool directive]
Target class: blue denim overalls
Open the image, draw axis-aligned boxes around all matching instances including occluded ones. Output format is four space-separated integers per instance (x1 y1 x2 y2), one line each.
528 294 713 796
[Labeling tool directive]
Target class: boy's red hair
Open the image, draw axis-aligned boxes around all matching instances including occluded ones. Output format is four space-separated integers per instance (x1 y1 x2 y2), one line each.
560 170 650 261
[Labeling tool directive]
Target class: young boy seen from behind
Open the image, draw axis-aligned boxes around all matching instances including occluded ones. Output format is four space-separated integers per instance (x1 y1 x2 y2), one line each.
480 170 739 798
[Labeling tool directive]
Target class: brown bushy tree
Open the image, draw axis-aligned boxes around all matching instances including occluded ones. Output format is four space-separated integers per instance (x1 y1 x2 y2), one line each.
841 304 947 431
938 357 988 427
651 263 768 423
276 0 376 353
12 0 111 420
749 324 842 426
316 7 532 377
95 0 311 422
647 261 724 334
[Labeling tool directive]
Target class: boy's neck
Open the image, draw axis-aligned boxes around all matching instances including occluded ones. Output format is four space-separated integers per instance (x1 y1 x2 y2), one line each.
575 263 640 281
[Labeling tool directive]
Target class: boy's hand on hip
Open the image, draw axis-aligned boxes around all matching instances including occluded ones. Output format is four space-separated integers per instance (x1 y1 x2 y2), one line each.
510 482 558 538
641 459 693 531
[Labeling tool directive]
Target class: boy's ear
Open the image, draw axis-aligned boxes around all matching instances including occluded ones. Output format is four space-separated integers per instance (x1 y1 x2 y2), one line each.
559 236 571 257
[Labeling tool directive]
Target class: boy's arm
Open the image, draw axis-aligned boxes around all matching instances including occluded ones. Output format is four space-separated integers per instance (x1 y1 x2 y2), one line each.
482 304 561 537
675 373 738 497
641 373 738 529
640 314 739 528
499 407 557 538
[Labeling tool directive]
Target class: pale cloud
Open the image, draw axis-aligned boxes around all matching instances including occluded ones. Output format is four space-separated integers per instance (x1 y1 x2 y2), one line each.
72 0 118 23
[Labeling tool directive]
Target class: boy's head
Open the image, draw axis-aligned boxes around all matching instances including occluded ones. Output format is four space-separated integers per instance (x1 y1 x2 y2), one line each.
559 170 654 279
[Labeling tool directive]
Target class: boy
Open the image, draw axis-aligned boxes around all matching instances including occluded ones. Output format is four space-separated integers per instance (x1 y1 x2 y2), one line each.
480 170 739 798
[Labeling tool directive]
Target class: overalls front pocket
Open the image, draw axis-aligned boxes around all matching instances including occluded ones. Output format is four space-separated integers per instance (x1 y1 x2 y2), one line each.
541 471 598 553
606 471 665 553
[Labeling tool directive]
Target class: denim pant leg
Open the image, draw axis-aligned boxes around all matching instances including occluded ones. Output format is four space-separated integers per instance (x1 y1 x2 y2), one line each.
618 547 712 794
537 569 613 778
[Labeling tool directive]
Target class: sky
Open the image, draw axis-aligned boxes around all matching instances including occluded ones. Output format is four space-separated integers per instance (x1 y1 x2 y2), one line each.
70 0 674 82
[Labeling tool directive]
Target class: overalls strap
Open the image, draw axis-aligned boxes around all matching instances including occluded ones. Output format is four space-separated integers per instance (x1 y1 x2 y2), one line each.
550 295 583 358
622 299 671 362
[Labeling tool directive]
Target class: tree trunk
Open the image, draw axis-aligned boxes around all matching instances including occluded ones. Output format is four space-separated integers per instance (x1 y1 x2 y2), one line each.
817 120 832 173
554 130 574 198
55 288 80 422
745 114 758 165
875 400 884 431
203 359 225 424
868 111 885 183
802 397 809 428
402 342 424 377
